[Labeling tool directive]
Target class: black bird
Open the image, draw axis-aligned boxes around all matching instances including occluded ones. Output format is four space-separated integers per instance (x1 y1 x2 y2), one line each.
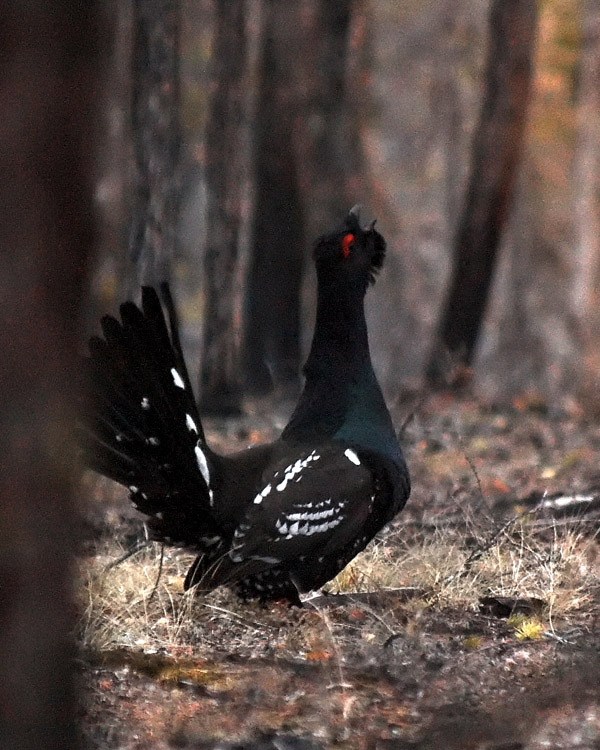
81 207 410 605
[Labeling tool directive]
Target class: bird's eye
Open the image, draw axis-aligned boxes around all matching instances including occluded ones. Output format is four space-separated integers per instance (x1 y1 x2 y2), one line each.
341 233 355 259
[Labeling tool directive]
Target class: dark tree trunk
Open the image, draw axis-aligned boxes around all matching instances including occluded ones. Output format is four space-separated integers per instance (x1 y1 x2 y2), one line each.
199 0 249 415
426 0 537 387
314 0 354 222
295 0 356 236
129 0 181 289
243 0 305 396
0 4 105 749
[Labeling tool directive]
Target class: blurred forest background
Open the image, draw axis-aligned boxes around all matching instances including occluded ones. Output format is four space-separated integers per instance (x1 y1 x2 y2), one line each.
92 0 600 411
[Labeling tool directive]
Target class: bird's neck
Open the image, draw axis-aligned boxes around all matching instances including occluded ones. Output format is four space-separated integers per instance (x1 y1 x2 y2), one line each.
305 281 372 376
282 280 399 461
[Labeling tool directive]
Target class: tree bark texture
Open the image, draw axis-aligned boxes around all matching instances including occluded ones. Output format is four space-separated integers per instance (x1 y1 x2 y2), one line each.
572 2 600 323
293 0 357 237
199 0 249 414
0 4 105 749
129 0 181 288
426 0 538 387
243 0 305 396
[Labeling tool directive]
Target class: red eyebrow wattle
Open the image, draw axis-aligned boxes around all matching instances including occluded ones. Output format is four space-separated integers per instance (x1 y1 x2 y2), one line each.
342 233 354 258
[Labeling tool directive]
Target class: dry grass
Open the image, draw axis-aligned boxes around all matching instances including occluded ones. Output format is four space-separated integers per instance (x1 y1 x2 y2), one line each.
76 542 197 651
77 514 599 652
330 520 599 622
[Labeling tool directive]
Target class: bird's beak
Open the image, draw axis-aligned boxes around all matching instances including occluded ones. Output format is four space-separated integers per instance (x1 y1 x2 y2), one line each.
348 204 362 221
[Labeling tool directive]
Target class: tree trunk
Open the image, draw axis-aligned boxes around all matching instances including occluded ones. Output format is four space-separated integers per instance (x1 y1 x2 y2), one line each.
294 0 356 237
0 4 105 749
572 2 600 323
243 0 305 396
199 0 249 414
129 0 181 289
426 0 537 387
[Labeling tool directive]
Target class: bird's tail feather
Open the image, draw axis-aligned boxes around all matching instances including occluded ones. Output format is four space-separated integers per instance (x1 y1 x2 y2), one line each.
79 285 221 548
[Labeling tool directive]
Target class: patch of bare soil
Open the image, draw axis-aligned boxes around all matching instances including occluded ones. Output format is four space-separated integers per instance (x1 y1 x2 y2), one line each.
77 394 600 748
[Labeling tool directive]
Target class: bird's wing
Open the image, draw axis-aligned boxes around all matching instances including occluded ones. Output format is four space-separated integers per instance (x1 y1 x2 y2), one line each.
228 443 376 569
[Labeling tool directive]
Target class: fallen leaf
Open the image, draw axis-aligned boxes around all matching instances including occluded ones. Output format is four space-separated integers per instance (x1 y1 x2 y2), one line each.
305 651 332 661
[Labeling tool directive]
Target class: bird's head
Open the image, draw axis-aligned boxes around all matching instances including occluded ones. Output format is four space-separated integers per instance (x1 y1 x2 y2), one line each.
313 206 386 291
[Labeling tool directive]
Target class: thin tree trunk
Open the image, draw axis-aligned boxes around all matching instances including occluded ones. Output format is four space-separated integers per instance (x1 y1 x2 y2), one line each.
199 0 249 414
293 0 356 238
426 0 537 387
129 0 181 289
572 2 600 322
0 4 105 749
243 0 304 396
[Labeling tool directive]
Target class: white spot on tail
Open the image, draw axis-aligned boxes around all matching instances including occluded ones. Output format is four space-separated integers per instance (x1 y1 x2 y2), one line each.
200 535 220 546
185 413 198 433
171 368 185 389
194 443 210 486
344 448 360 466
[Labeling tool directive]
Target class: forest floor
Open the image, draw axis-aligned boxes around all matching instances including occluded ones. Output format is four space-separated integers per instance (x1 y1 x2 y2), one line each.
76 392 600 749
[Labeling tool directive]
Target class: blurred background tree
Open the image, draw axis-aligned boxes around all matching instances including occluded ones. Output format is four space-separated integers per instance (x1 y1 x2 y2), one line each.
91 0 600 410
128 0 182 291
0 4 107 749
426 0 538 387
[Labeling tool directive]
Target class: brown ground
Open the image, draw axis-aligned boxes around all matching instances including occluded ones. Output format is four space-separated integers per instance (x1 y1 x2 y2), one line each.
77 392 600 749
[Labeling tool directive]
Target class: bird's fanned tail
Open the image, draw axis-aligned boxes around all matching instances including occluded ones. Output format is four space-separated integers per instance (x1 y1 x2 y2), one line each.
79 286 222 549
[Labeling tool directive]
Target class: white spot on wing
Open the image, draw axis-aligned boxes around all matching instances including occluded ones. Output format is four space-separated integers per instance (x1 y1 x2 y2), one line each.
185 413 198 433
141 397 150 410
171 368 185 389
279 510 343 538
275 450 321 493
286 508 335 522
344 448 360 466
251 555 280 564
253 483 272 504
